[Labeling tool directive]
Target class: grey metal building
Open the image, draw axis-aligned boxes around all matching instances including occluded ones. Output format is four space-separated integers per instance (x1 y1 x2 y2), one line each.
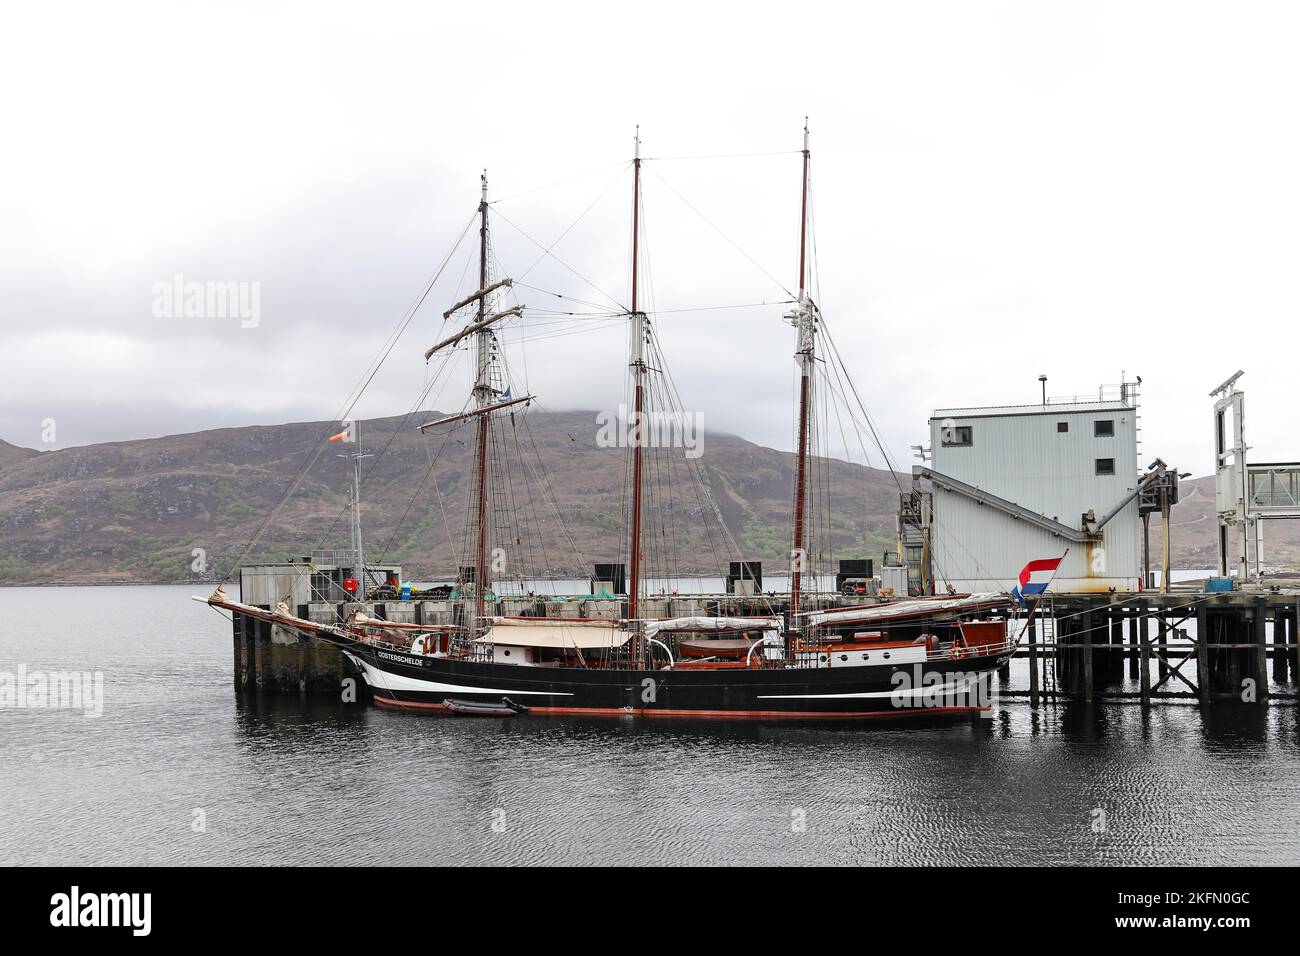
900 391 1150 595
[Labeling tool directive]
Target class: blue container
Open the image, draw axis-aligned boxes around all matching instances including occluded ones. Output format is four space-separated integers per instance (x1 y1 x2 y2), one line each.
400 581 412 600
1205 577 1234 593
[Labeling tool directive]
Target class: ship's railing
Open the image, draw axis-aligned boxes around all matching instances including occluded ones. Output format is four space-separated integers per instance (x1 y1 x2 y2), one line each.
309 549 357 566
924 637 1017 663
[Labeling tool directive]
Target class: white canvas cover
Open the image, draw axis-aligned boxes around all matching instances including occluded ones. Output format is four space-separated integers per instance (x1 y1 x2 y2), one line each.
641 616 783 640
474 618 630 650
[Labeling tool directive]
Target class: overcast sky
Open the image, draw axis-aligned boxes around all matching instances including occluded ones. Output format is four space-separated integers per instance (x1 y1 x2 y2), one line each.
2 1 1298 479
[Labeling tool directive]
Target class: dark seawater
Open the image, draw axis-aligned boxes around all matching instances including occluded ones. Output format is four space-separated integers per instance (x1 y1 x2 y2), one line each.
2 585 1298 866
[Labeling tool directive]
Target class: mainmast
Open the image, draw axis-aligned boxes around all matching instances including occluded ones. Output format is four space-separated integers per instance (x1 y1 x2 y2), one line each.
786 120 817 651
473 171 492 623
627 128 646 645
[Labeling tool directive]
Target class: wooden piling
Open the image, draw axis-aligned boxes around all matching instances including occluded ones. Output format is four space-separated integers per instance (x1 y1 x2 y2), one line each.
1196 603 1210 706
253 617 267 688
1157 617 1170 680
1274 608 1291 685
232 613 244 687
1138 599 1151 708
1082 608 1094 702
237 613 253 688
1126 607 1139 680
1254 597 1269 702
1028 618 1039 708
1109 610 1123 683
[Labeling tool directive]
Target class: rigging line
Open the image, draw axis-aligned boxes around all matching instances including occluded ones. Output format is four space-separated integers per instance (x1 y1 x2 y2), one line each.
491 199 628 313
504 415 549 581
643 149 802 162
508 321 626 348
514 163 631 283
818 319 907 498
647 300 795 316
488 159 629 205
312 346 461 556
802 172 962 592
511 281 625 313
813 335 975 590
223 208 478 581
645 326 778 615
423 435 457 569
250 239 469 569
375 400 465 566
515 403 591 577
313 333 465 561
339 210 479 419
520 310 625 319
643 163 795 300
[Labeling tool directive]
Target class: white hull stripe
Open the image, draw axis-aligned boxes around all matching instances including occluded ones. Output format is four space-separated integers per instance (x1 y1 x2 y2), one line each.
758 676 982 700
347 654 573 697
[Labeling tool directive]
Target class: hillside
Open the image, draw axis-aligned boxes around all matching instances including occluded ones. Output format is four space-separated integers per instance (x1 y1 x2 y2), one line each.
2 418 1293 585
0 411 902 585
0 440 40 470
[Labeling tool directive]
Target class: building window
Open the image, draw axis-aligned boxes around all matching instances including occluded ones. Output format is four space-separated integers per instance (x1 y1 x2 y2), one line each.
1094 419 1115 437
941 425 973 447
1096 457 1115 475
1057 421 1068 433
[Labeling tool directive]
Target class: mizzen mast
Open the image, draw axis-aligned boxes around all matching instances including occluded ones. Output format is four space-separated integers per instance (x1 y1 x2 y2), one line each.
786 119 817 650
627 128 647 647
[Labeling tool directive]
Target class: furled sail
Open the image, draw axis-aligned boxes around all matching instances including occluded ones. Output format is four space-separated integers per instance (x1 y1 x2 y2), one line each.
805 594 1009 628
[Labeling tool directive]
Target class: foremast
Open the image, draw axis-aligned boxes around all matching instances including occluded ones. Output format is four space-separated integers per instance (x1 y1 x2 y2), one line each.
473 172 492 625
419 171 529 639
785 120 819 656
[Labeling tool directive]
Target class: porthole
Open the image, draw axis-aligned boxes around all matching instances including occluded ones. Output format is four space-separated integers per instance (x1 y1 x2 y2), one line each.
883 652 891 659
840 654 848 662
819 655 827 663
861 653 869 661
503 649 511 657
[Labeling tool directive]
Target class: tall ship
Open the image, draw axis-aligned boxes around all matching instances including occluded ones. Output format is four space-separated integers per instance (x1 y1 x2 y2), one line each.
203 125 1027 720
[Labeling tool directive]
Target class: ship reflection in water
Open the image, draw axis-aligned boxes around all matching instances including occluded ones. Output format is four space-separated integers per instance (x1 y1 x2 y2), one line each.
2 586 1298 866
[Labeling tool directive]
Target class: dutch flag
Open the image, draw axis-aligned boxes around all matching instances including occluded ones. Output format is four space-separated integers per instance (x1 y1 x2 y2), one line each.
1011 554 1065 606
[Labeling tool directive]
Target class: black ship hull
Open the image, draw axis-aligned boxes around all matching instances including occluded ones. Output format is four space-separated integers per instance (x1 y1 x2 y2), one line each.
334 637 1012 721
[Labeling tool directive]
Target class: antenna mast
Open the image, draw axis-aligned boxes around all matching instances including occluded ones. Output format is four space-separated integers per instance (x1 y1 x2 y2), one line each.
337 424 373 601
786 119 816 655
627 127 646 653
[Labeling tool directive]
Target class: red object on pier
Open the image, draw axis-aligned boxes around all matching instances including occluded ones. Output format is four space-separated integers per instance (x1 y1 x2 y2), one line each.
343 577 359 595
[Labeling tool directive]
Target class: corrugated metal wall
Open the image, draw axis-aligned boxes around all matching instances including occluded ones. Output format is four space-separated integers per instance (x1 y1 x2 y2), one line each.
927 404 1140 591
